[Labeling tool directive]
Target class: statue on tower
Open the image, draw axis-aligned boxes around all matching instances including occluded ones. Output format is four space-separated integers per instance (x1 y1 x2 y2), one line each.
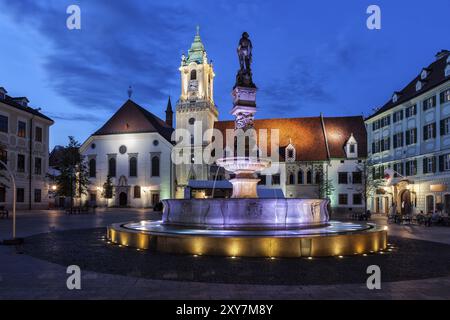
235 32 256 88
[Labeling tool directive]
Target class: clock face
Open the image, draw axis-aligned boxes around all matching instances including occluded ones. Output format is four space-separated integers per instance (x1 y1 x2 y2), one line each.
188 80 198 92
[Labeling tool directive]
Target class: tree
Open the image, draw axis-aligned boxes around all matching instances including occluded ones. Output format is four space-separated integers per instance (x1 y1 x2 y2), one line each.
102 175 114 207
50 137 90 212
356 160 383 213
0 143 9 189
316 165 335 199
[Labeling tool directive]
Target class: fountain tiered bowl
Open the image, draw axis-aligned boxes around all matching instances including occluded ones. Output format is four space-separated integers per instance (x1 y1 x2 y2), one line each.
107 156 387 257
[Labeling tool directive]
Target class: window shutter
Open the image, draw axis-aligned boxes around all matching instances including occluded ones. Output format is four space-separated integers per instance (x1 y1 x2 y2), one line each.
441 92 446 104
414 128 417 143
414 160 417 175
372 142 375 153
441 119 445 136
393 136 397 149
401 132 404 146
432 156 437 173
423 158 428 174
423 126 427 140
439 155 444 172
433 123 437 138
406 131 410 145
433 96 437 107
406 162 410 176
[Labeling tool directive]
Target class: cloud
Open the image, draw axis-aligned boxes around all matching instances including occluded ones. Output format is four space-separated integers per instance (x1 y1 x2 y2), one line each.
48 112 103 122
1 0 193 111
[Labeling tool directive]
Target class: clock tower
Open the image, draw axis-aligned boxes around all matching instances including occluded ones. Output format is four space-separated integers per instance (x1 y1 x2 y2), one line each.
175 27 219 198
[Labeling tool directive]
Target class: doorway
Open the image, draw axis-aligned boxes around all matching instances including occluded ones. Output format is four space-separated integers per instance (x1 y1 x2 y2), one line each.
426 195 434 213
119 192 127 207
151 193 160 206
400 190 412 215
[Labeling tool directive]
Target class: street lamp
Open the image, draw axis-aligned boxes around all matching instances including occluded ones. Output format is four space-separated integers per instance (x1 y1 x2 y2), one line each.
0 159 21 244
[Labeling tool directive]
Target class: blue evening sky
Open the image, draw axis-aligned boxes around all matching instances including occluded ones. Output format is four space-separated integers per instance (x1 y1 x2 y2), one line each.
0 0 449 148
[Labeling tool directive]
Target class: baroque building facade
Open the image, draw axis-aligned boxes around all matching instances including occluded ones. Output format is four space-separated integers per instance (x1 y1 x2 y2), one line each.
0 87 54 209
365 50 450 215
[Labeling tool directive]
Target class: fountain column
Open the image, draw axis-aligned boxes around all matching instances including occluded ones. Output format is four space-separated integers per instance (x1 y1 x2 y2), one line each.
216 32 270 199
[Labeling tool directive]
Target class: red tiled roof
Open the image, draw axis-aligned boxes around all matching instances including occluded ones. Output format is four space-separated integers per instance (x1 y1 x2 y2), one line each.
93 99 174 142
214 116 367 161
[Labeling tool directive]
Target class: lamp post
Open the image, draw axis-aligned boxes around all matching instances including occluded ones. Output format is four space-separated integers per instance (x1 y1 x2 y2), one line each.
0 159 18 242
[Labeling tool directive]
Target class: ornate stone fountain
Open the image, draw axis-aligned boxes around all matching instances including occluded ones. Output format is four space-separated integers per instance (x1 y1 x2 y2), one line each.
107 32 387 257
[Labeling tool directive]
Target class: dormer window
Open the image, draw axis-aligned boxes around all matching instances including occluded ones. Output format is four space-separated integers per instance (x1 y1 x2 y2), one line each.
420 69 428 80
345 134 358 159
13 97 29 107
392 93 399 103
285 142 296 162
416 80 422 91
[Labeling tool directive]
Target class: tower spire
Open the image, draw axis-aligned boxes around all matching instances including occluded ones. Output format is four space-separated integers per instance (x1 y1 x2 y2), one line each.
165 96 173 127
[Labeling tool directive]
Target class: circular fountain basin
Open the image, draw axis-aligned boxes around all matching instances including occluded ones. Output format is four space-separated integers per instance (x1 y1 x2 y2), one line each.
162 198 329 230
107 220 387 257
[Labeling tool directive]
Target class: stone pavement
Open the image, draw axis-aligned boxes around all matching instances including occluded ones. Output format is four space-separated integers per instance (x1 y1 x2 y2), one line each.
1 210 450 299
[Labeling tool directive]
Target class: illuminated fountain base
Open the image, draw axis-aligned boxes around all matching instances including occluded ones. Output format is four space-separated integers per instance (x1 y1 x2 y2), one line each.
107 157 387 257
107 220 387 257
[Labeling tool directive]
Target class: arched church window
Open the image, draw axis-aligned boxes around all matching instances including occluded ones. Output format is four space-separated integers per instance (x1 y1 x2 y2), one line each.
190 69 197 80
151 156 160 177
297 170 304 184
129 157 137 177
89 158 96 178
134 185 141 199
108 158 116 177
306 170 312 184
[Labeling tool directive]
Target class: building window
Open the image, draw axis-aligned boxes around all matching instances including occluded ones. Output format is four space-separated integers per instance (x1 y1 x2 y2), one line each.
17 154 25 173
306 170 312 184
272 174 280 185
35 126 42 142
405 160 417 176
34 189 41 203
393 132 404 148
108 157 116 177
441 117 450 136
405 105 417 118
349 144 355 153
258 174 266 185
17 121 26 138
134 185 141 199
288 173 295 185
439 154 450 171
0 187 5 202
17 188 24 203
405 128 417 145
89 158 96 178
393 110 404 123
353 194 362 205
393 162 404 177
190 69 197 80
34 157 42 175
0 115 8 133
338 194 348 205
0 149 6 169
440 89 450 104
423 157 436 174
297 170 304 184
151 156 160 177
352 172 362 184
372 115 391 131
426 195 434 213
338 172 348 184
423 96 437 111
129 157 137 177
423 123 436 141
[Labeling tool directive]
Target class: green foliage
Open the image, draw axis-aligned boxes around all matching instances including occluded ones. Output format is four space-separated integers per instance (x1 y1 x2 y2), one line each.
52 137 90 205
102 175 114 199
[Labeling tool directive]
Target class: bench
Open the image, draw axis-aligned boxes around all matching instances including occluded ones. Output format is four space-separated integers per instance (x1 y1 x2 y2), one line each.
0 206 9 219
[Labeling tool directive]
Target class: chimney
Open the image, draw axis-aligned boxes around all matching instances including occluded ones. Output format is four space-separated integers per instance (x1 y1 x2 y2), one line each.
435 49 449 61
165 96 173 127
